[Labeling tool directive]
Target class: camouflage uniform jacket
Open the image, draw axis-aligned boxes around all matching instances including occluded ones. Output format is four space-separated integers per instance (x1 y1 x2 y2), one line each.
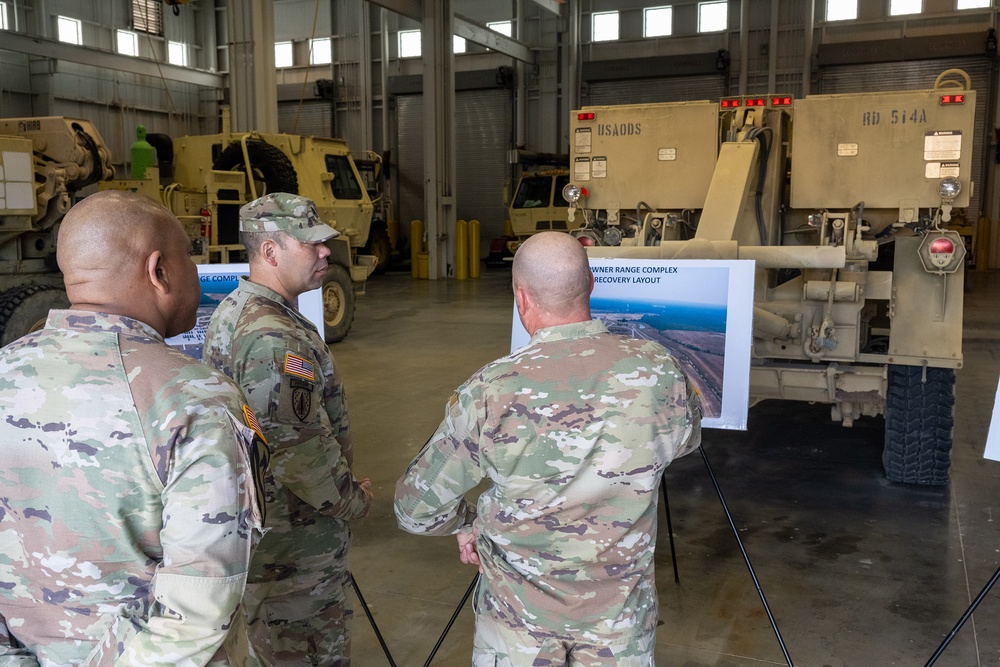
203 278 368 607
0 310 266 667
395 319 702 644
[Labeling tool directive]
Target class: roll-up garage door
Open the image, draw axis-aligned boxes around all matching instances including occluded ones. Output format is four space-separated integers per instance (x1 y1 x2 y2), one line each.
396 88 512 256
278 100 333 138
585 75 727 107
818 57 990 222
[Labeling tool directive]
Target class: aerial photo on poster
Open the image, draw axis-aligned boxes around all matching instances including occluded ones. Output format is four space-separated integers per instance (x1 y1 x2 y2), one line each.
511 258 754 429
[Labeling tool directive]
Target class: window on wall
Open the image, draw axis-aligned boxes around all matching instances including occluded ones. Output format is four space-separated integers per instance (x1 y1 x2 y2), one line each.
310 37 332 65
57 15 82 44
168 40 187 66
454 35 466 53
593 11 620 42
487 21 512 37
132 0 161 34
957 0 990 8
117 29 138 56
826 0 858 20
890 0 922 14
0 2 8 30
399 29 421 58
644 6 673 37
275 41 293 68
698 1 728 32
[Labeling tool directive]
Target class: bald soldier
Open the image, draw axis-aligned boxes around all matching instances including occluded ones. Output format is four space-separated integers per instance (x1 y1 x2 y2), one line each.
0 190 267 666
203 193 372 665
395 231 703 666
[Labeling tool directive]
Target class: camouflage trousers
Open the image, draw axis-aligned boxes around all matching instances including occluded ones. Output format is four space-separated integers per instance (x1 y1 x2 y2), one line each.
472 616 655 667
246 573 353 667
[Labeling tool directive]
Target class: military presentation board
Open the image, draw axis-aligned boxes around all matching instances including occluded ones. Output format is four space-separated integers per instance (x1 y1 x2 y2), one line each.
511 258 755 430
984 376 1000 462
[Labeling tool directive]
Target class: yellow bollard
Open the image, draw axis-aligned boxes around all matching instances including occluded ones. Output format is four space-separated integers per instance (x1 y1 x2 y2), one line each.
455 220 469 280
416 252 429 279
467 219 481 279
410 219 424 279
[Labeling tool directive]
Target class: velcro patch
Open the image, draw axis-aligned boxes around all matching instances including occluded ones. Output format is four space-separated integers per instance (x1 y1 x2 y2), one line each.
243 405 266 443
284 352 316 381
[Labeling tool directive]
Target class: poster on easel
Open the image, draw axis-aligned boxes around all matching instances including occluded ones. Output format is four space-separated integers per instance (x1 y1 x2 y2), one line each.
511 258 755 430
983 376 1000 462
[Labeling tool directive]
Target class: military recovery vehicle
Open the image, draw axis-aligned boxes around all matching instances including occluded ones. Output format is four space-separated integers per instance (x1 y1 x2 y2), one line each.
563 70 975 485
0 112 378 344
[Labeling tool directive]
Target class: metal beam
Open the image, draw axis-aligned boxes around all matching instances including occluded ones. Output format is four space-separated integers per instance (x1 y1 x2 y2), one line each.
454 15 534 63
0 30 225 88
528 0 562 15
365 0 420 21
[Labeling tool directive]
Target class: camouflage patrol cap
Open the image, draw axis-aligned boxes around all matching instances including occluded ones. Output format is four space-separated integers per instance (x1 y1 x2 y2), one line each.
239 192 339 243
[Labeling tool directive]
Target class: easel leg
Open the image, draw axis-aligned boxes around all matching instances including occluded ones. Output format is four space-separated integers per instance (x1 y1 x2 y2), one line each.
924 564 1000 666
350 572 398 667
661 478 681 584
423 573 480 667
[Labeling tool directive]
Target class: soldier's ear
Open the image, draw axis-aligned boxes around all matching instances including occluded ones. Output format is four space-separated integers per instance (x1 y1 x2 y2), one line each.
260 239 280 267
147 250 170 295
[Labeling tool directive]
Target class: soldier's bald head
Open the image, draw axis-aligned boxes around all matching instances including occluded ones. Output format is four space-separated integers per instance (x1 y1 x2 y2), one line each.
512 232 593 325
57 190 199 336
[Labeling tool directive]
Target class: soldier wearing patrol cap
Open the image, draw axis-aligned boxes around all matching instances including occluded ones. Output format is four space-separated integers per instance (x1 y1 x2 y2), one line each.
204 192 373 666
395 231 703 667
0 190 267 666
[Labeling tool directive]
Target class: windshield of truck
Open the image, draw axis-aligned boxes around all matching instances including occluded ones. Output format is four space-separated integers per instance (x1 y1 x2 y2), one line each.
513 176 552 209
554 174 570 207
324 154 364 200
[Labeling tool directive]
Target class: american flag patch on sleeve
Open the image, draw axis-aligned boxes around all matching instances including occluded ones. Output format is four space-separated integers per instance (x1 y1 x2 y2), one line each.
243 405 266 442
284 352 316 381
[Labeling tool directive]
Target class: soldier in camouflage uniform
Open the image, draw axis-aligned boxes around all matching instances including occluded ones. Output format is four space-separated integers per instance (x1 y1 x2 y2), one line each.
0 190 267 666
203 193 373 666
395 231 703 667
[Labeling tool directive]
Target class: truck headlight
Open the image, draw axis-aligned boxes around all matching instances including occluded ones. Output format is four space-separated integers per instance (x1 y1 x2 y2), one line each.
562 183 584 203
938 178 961 200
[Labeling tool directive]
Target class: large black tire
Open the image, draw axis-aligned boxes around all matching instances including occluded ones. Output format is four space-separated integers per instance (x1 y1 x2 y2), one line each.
883 364 956 485
321 264 355 344
0 285 70 346
213 140 299 197
364 223 392 274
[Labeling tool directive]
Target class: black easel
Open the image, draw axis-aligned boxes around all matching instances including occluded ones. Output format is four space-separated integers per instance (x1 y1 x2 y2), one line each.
350 572 398 666
422 573 479 667
923 563 1000 666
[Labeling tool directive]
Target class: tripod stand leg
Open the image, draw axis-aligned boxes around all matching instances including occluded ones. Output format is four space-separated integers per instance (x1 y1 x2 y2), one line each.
923 563 1000 667
661 478 680 584
350 572 398 667
423 573 480 667
699 446 795 667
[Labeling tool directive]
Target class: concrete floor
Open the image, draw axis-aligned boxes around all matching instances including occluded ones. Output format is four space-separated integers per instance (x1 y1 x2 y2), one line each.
336 266 1000 667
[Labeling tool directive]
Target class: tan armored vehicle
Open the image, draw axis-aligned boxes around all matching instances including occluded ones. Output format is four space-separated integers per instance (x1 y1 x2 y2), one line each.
564 71 974 485
0 113 377 344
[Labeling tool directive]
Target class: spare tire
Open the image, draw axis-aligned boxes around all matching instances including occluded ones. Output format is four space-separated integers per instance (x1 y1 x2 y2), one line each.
213 140 299 197
0 284 69 346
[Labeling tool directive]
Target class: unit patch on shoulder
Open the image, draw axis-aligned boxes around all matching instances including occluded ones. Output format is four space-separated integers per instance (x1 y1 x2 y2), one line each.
243 405 267 443
284 352 316 381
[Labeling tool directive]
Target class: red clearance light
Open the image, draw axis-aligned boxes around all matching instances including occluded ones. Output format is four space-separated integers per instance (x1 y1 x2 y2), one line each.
929 237 955 254
577 112 596 121
771 96 793 106
720 99 741 109
580 187 589 198
745 98 767 107
940 94 965 105
578 236 594 246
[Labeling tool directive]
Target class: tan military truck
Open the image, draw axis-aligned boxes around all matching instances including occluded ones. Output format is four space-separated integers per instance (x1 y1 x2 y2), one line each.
0 113 377 344
564 71 974 485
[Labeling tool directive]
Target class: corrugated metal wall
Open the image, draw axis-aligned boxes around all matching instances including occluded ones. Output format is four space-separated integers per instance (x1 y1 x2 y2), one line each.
278 100 334 138
584 75 727 106
818 56 991 222
396 88 512 254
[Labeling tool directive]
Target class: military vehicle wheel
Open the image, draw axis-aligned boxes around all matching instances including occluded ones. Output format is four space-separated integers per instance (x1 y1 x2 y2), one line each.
0 285 69 346
365 224 392 274
322 264 355 344
213 140 299 196
883 364 955 485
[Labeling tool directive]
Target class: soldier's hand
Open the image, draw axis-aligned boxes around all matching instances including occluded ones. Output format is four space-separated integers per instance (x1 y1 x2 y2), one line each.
357 478 373 518
457 526 482 573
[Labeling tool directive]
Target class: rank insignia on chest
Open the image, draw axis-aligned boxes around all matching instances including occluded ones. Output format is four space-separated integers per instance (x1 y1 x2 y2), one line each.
284 352 316 381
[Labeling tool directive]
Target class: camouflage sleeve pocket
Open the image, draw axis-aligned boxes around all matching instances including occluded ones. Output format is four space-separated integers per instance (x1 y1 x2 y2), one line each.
272 348 322 425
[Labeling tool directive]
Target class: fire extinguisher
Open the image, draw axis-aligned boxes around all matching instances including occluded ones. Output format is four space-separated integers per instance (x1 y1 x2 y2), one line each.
199 207 212 242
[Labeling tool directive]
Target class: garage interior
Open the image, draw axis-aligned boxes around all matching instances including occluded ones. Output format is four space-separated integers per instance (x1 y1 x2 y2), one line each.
3 0 1000 665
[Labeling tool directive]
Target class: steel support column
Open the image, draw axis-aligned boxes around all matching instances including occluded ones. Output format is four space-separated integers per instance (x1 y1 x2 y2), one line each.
227 0 277 132
422 0 456 279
